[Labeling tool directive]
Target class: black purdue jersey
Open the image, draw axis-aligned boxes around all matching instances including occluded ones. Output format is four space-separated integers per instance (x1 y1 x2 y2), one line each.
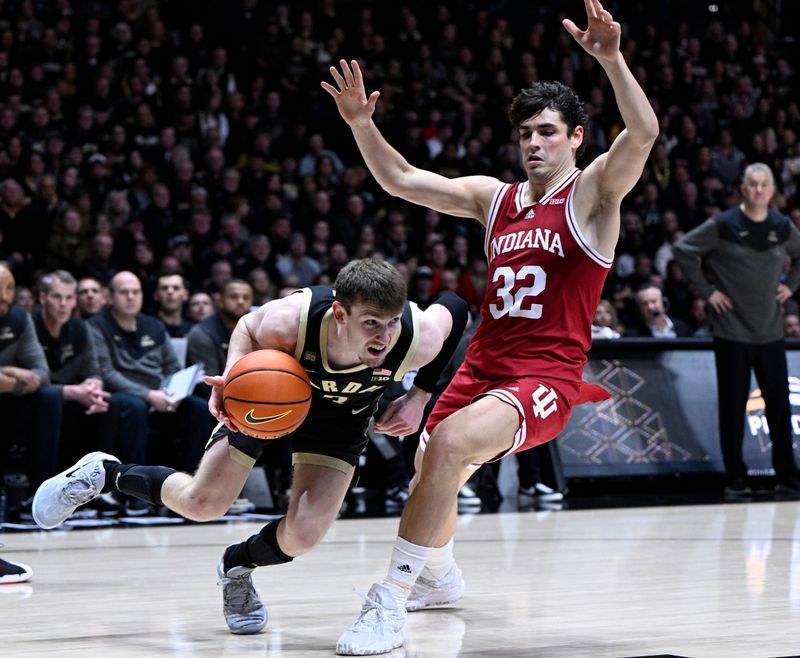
292 286 420 422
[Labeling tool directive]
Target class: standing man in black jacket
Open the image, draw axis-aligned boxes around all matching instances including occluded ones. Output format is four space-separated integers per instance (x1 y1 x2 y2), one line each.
674 163 800 496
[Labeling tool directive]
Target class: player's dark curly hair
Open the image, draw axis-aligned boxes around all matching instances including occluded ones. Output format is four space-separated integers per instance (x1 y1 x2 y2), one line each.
509 81 588 140
334 258 406 314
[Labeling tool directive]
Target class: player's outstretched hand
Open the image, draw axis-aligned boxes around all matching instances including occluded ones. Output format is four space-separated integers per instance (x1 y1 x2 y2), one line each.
321 59 380 128
562 0 621 63
204 375 239 431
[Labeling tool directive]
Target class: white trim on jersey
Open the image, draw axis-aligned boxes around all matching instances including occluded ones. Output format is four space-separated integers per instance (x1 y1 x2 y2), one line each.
515 181 527 213
565 181 614 269
393 301 421 382
292 288 314 361
418 387 526 470
513 168 581 214
484 389 527 453
540 168 581 205
483 182 511 258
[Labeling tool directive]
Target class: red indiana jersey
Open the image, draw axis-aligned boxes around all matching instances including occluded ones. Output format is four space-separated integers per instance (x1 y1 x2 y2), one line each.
464 168 612 397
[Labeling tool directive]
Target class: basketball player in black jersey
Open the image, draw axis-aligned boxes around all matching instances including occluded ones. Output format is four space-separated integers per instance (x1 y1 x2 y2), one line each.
32 258 469 637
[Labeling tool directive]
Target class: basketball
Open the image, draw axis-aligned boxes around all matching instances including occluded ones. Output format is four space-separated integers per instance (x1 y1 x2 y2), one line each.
223 349 312 439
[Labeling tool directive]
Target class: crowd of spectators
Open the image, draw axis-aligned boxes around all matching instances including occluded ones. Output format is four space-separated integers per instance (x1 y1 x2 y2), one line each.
0 1 796 335
1 1 800 515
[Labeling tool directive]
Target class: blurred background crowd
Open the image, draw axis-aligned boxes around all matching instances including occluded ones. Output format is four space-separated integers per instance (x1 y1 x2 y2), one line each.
1 0 799 518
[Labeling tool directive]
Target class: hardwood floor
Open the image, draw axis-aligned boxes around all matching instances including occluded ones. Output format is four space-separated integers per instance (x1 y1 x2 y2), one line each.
2 501 800 657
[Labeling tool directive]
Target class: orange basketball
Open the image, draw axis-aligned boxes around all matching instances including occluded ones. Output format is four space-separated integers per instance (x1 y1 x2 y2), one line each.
223 349 312 439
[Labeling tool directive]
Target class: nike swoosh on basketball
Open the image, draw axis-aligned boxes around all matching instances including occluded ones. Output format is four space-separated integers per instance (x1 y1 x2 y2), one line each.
352 405 371 415
244 409 293 425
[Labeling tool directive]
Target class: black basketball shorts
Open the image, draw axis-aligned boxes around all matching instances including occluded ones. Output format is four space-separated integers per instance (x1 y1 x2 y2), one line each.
205 414 370 474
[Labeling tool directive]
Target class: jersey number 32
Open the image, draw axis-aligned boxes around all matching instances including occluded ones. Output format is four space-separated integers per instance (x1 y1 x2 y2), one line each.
489 265 546 320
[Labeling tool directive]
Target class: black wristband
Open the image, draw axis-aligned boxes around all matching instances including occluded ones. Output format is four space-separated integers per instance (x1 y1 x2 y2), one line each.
414 291 469 393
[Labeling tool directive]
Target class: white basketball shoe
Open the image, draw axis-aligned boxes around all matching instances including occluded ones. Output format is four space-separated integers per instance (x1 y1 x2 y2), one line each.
406 563 465 611
336 582 406 655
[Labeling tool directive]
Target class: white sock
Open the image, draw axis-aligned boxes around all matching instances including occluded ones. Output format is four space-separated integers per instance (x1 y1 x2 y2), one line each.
383 537 431 606
421 538 455 580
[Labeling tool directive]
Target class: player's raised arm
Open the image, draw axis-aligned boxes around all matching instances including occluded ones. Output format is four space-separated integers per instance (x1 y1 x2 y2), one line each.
564 0 659 203
322 59 498 224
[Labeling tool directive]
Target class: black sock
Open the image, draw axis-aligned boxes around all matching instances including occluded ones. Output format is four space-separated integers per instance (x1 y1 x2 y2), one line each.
225 518 294 570
101 462 176 507
101 462 128 493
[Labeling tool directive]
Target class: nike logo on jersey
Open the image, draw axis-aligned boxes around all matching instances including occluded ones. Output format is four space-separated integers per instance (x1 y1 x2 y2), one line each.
244 409 293 425
352 405 371 415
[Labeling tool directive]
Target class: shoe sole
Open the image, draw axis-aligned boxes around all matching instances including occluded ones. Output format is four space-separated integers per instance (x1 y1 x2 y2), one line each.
336 633 404 656
32 451 119 530
406 591 463 612
406 575 465 612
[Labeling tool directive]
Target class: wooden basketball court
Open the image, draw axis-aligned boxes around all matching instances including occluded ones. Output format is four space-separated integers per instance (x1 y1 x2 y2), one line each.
2 501 800 657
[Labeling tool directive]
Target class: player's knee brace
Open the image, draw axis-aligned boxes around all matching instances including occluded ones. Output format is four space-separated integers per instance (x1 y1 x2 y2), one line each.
111 464 176 506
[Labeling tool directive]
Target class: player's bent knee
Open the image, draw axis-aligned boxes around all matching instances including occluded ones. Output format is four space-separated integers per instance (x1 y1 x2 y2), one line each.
282 520 326 554
425 425 476 471
181 491 231 522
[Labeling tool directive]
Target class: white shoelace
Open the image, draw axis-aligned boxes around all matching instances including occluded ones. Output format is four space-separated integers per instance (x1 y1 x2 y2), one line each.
218 570 259 614
60 466 100 505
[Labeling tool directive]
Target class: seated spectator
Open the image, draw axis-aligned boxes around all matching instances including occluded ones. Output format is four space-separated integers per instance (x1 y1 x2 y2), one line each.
785 312 800 338
187 289 214 323
592 299 623 339
33 270 117 473
689 297 713 337
154 272 193 337
630 284 693 338
76 277 107 319
297 133 344 178
0 262 60 520
276 232 322 287
186 279 253 396
247 267 275 306
14 285 35 314
79 234 117 284
89 272 212 497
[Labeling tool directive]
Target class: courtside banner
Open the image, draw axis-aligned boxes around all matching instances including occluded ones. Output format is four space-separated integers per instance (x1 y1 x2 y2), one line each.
557 339 800 478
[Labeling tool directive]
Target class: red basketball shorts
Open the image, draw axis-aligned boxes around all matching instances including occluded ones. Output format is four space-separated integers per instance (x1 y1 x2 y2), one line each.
419 364 579 468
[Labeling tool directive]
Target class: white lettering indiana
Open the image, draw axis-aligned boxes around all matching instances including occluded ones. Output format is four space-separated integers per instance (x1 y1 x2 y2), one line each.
490 228 564 263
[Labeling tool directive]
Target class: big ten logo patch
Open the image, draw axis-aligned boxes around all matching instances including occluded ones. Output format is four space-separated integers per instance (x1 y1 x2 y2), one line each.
531 384 558 419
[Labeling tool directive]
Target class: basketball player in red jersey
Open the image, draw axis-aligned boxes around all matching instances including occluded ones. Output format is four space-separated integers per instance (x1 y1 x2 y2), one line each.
324 1 659 654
